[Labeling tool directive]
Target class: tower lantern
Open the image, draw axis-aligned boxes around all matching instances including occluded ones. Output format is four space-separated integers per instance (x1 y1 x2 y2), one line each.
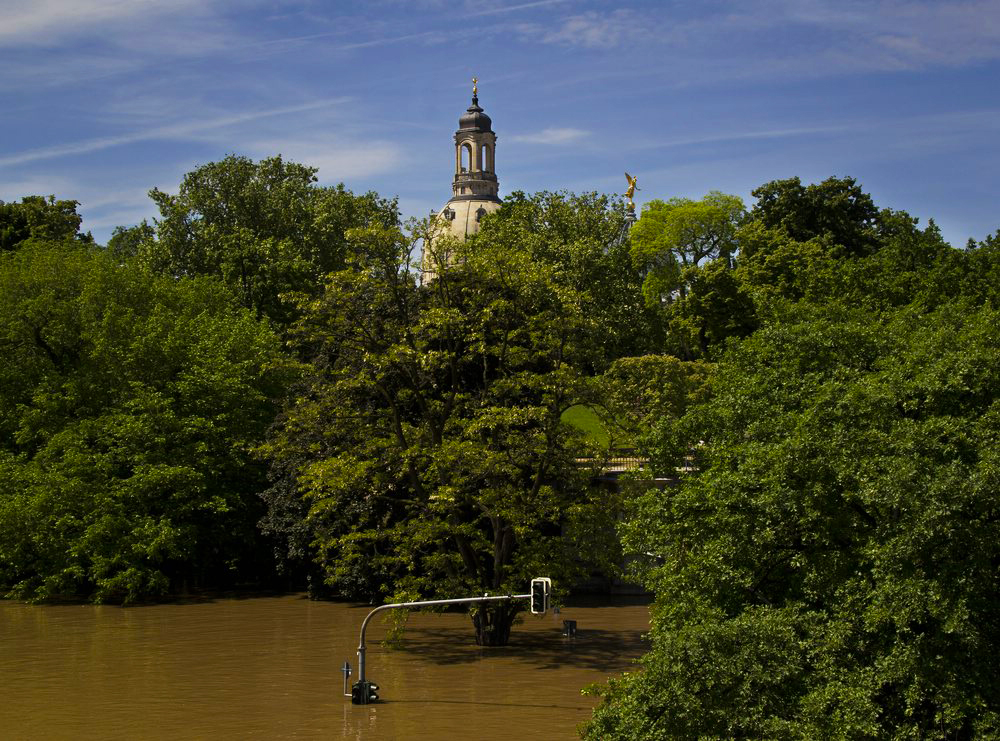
451 79 499 204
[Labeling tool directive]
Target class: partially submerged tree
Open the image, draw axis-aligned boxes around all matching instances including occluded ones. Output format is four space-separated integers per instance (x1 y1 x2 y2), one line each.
264 195 635 645
585 178 1000 738
0 241 291 602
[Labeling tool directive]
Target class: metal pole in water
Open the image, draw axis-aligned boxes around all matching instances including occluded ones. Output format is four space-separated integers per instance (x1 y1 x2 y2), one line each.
347 584 549 704
355 593 531 684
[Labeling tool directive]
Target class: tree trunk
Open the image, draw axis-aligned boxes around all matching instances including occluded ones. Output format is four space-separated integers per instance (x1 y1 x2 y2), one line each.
470 601 519 646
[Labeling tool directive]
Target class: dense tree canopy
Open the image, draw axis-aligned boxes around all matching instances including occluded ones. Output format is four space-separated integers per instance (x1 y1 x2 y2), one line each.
0 242 291 602
747 175 881 257
630 191 752 359
3 165 998 734
124 154 399 325
263 194 639 644
478 190 661 363
0 195 93 251
584 178 1000 739
586 304 1000 738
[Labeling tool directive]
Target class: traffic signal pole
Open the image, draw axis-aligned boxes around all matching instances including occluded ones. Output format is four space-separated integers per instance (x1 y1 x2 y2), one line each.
356 593 530 685
348 579 551 704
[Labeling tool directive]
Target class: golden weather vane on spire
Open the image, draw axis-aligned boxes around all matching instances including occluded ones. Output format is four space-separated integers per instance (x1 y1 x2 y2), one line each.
472 77 478 96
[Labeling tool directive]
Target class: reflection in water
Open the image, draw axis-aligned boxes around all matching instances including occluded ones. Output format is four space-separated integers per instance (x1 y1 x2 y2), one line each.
0 595 648 740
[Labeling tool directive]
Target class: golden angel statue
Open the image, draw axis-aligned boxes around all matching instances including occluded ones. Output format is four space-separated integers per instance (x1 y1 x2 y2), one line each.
624 172 640 210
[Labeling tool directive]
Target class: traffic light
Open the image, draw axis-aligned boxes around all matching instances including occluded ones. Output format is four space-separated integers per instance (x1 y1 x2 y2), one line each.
351 680 379 704
530 577 551 614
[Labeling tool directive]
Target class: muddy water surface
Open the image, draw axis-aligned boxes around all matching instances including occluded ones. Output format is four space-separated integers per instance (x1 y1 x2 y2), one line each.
1 595 648 740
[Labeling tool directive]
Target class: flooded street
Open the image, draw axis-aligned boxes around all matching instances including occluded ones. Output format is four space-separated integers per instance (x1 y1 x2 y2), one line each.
0 595 648 739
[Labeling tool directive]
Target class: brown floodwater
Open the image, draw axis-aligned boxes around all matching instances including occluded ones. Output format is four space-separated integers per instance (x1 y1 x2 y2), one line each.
0 594 649 740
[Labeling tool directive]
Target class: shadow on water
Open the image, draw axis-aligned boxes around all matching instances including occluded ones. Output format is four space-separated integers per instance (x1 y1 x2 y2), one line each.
396 626 648 672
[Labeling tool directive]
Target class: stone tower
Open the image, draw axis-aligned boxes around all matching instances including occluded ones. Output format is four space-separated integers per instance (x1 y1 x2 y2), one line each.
422 81 502 280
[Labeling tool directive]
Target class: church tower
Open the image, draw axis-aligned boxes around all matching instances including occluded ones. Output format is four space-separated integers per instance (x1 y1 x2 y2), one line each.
422 79 502 280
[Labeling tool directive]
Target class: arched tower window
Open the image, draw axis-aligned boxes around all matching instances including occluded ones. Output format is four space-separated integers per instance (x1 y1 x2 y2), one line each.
461 143 472 172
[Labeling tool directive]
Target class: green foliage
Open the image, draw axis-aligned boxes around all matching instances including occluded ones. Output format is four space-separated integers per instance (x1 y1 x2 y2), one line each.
598 355 711 453
586 175 1000 738
0 242 291 602
107 220 154 262
264 194 636 642
586 305 1000 739
632 191 745 272
738 209 996 317
747 176 881 257
482 190 662 364
630 192 752 359
133 154 399 325
0 195 93 250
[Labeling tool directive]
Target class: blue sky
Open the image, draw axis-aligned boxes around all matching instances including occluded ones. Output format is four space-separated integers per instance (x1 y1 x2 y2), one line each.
2 0 998 247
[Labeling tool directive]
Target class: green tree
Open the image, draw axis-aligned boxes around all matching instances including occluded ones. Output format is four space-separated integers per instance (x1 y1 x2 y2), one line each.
630 192 750 359
597 355 710 452
632 191 745 275
107 219 154 262
584 303 1000 739
0 195 93 251
747 176 881 257
0 242 291 602
477 190 660 364
133 154 398 325
265 198 632 644
737 206 972 314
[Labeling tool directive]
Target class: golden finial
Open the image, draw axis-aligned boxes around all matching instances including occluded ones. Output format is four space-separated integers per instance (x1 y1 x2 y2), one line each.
472 77 478 96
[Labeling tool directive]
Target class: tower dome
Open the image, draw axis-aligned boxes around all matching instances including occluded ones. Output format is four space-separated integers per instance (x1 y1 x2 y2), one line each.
458 96 493 132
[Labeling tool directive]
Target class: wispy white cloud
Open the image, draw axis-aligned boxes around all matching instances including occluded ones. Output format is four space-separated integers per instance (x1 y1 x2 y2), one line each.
0 0 213 46
0 99 351 167
517 1 1000 77
337 30 448 51
465 0 570 18
646 125 854 151
623 109 1000 159
511 127 589 144
0 174 78 202
532 9 647 49
246 134 405 181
